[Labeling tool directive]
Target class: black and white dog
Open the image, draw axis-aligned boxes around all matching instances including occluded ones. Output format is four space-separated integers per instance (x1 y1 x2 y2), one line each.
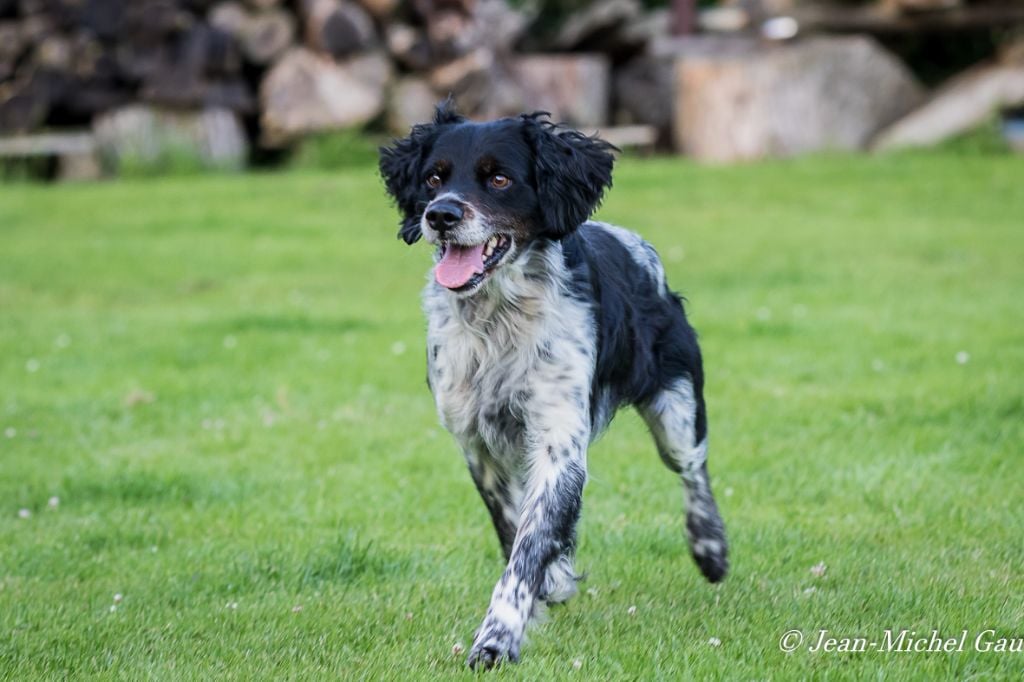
379 104 728 669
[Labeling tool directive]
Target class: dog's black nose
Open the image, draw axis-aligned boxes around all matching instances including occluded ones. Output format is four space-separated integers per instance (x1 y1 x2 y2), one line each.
425 201 463 234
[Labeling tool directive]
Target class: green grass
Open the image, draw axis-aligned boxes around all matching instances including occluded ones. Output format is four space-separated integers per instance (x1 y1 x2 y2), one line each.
2 150 1022 680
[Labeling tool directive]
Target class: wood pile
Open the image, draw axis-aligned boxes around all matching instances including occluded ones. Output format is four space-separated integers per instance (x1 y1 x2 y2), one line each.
0 0 1020 173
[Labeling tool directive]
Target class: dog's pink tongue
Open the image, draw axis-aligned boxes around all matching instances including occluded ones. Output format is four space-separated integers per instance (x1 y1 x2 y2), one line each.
435 243 486 289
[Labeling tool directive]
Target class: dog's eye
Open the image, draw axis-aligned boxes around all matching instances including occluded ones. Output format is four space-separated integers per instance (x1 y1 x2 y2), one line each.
489 174 511 190
426 173 442 189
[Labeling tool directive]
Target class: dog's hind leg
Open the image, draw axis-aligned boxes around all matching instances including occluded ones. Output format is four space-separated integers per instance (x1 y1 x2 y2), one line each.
638 376 729 583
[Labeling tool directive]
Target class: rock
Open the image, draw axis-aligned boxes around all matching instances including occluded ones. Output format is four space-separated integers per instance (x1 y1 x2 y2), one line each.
259 48 390 145
672 36 924 161
93 105 248 171
388 76 438 133
872 62 1024 151
511 54 610 128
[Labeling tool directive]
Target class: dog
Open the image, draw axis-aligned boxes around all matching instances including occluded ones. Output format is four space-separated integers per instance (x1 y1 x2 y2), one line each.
379 103 728 669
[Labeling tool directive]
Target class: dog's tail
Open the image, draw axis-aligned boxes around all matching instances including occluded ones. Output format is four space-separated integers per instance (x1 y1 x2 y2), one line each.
683 462 729 583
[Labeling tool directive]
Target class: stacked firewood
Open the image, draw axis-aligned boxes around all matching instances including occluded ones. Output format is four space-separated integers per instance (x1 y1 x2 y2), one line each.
0 0 659 146
1 0 1019 171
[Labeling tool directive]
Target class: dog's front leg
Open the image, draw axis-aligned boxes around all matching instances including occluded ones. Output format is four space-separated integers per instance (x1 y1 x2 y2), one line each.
467 414 589 669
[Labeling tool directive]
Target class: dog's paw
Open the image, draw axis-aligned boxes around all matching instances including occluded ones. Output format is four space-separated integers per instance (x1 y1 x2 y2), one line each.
467 619 521 670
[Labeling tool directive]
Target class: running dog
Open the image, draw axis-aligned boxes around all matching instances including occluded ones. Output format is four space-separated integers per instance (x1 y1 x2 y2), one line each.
379 103 729 669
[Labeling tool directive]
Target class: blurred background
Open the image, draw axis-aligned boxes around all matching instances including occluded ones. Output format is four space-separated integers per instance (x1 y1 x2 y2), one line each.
1 0 1023 179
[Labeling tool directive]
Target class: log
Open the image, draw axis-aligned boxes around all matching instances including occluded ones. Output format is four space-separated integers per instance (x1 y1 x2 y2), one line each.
872 62 1024 151
117 1 195 43
791 3 1024 34
511 54 610 128
0 21 28 69
259 48 391 145
0 131 95 156
179 23 242 78
614 55 674 146
672 36 925 161
299 0 376 59
385 22 433 71
141 70 255 112
115 39 171 83
354 0 398 20
80 0 127 40
387 76 438 134
550 0 642 52
93 105 249 171
210 1 296 64
0 77 51 133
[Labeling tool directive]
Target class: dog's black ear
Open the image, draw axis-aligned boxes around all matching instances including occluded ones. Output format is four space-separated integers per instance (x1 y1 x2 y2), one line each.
379 100 465 244
523 113 617 239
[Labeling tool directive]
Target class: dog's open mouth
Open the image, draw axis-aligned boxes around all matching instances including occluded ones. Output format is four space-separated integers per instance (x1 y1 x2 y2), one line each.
435 234 512 292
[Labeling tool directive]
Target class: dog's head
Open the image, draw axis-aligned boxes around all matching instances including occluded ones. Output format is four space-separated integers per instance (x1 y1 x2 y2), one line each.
379 102 616 295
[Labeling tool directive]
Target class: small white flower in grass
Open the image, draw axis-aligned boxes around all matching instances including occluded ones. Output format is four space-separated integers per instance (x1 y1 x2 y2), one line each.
724 487 734 498
627 605 637 616
227 601 239 610
55 333 71 349
17 508 31 519
756 307 772 321
391 341 407 356
223 335 238 350
25 359 40 373
810 562 827 578
871 359 885 372
586 587 599 598
451 642 464 656
955 351 970 365
292 605 303 613
109 604 117 613
708 637 721 647
405 612 414 621
150 546 158 553
48 496 59 509
572 658 583 670
113 593 123 604
803 586 817 595
4 427 15 439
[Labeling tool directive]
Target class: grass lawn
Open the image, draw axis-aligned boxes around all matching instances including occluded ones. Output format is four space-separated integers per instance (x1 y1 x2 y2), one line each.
1 150 1022 680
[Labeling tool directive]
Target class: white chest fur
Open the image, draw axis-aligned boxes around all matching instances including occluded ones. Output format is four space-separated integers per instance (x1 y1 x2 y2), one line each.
422 245 596 460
